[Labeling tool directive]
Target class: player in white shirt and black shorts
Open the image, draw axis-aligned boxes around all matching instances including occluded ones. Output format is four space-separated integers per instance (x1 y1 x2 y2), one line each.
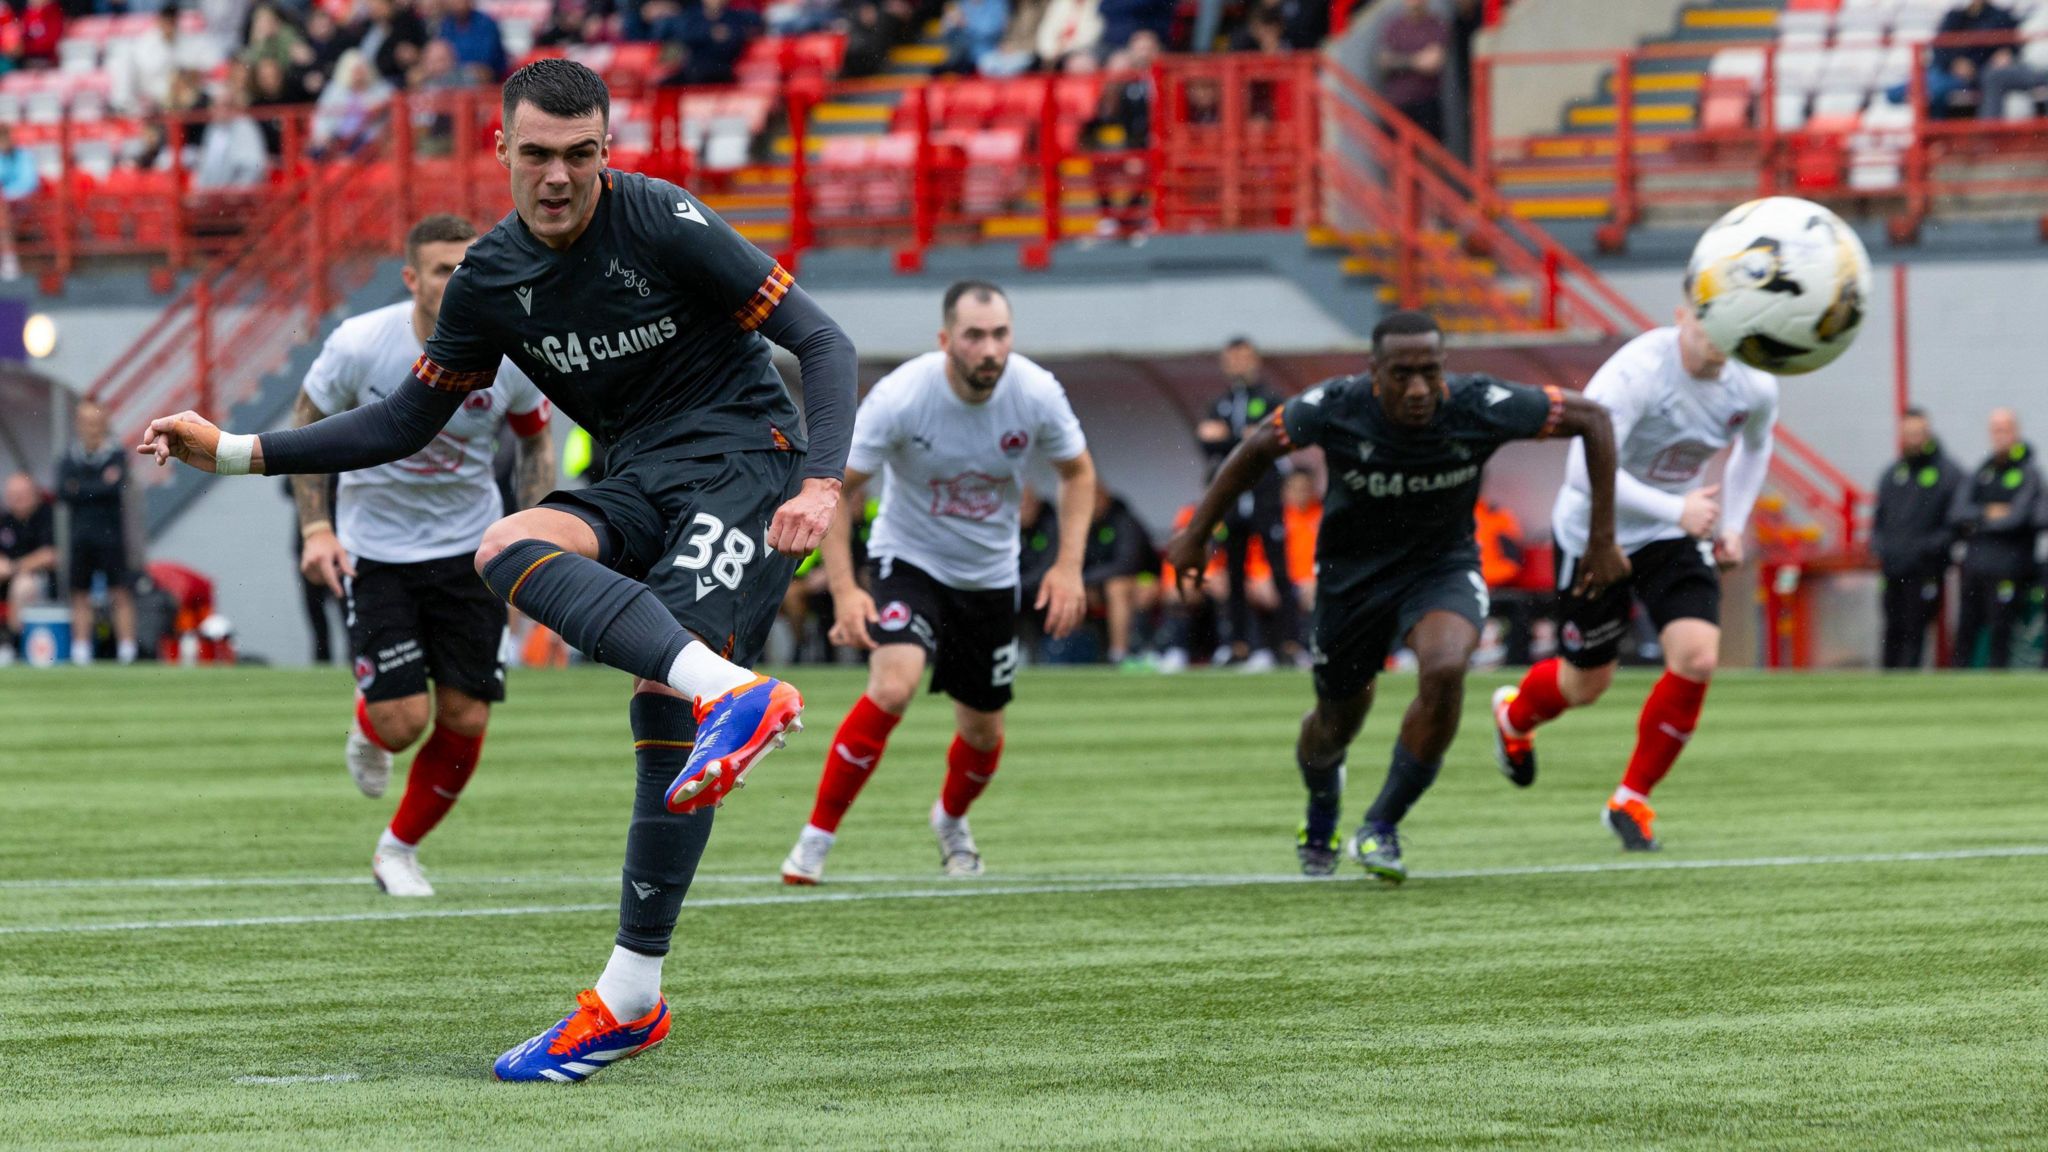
1492 307 1777 852
780 281 1097 883
292 214 556 897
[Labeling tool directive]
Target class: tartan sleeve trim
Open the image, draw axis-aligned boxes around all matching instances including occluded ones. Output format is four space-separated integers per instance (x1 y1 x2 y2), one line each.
412 354 495 394
733 264 794 333
1271 408 1294 451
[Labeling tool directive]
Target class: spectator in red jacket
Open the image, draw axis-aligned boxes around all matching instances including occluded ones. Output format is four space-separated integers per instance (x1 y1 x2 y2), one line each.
19 0 62 68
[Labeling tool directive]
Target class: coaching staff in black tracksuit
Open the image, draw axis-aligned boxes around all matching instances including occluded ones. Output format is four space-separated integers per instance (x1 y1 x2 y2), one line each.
1872 408 1961 669
1949 408 2045 669
1198 337 1297 665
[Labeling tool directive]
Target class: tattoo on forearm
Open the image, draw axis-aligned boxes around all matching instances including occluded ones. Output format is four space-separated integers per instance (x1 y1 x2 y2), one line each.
289 392 333 530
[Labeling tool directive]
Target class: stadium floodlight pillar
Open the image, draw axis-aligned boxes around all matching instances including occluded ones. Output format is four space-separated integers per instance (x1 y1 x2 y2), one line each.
193 278 214 424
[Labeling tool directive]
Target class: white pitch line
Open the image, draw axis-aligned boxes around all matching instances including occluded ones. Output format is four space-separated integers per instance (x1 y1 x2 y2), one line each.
234 1074 362 1086
0 846 2042 938
0 871 1251 892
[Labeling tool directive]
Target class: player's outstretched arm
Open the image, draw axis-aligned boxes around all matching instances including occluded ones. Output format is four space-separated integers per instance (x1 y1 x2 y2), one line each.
823 467 878 652
1040 450 1098 639
139 376 465 477
1166 419 1288 598
1552 393 1630 596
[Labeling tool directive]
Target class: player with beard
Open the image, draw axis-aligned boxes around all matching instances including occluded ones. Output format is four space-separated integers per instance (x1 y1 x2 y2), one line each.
136 59 857 1082
1167 311 1626 882
780 281 1096 884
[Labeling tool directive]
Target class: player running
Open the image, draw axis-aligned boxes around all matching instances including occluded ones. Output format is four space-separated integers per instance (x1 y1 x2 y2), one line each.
291 214 555 898
1166 311 1625 883
780 281 1096 885
136 60 856 1082
1492 308 1776 852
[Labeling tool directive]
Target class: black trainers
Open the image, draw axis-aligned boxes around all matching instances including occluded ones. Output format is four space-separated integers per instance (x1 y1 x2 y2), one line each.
1296 824 1341 878
1603 798 1661 852
1344 825 1406 884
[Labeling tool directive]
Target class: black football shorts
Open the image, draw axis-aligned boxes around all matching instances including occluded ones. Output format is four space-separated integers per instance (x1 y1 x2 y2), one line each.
347 552 509 704
1555 536 1722 669
865 556 1021 713
1310 559 1491 701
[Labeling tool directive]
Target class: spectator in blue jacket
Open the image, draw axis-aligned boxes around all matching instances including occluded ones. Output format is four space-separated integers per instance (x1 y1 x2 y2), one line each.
0 123 38 281
937 0 1009 74
438 0 509 82
661 0 762 85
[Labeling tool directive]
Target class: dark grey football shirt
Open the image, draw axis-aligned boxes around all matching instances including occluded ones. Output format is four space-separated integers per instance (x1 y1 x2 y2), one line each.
419 169 806 464
1278 372 1563 598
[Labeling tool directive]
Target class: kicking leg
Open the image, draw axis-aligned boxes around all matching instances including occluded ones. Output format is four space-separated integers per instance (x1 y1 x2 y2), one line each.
475 508 801 813
783 643 924 884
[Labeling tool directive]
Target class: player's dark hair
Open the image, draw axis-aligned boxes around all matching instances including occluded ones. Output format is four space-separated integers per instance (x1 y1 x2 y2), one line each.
1371 310 1442 353
943 279 1008 326
1901 406 1929 420
1225 335 1256 352
501 58 611 132
404 213 478 265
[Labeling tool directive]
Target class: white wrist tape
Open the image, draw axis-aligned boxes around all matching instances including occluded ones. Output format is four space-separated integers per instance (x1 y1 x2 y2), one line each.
214 432 257 476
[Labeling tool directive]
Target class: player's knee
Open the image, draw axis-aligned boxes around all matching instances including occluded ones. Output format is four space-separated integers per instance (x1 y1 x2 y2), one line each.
865 671 918 715
1670 647 1717 683
372 699 431 749
435 691 491 736
1559 663 1612 707
473 522 518 576
1413 655 1468 710
957 711 1003 752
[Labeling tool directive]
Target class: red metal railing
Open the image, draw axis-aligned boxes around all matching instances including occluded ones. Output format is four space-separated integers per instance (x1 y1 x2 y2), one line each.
1477 30 2048 247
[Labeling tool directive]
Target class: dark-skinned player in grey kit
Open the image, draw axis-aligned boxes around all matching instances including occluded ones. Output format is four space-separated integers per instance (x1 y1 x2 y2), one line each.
137 60 858 1082
1166 312 1627 883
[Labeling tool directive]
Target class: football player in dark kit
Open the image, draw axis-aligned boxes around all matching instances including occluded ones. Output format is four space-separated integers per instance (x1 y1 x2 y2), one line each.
1167 312 1627 883
137 59 857 1081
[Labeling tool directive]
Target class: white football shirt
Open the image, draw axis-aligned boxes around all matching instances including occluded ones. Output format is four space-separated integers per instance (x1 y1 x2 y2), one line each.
849 350 1088 590
1553 327 1778 555
301 301 549 564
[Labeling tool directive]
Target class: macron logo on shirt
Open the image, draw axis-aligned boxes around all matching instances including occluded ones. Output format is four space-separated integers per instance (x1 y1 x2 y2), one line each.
1485 384 1512 406
674 200 707 226
515 285 533 315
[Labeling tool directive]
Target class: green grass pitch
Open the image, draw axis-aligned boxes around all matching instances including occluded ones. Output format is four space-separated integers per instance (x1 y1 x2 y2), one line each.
2 664 2044 1150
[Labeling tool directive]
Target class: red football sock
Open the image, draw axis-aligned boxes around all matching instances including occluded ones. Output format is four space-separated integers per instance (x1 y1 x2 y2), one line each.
939 735 1003 819
1506 657 1570 734
806 695 901 833
1621 671 1708 798
355 696 398 753
388 726 486 846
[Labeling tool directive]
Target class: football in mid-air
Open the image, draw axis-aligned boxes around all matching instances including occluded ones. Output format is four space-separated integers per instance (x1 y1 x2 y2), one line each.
1685 196 1872 375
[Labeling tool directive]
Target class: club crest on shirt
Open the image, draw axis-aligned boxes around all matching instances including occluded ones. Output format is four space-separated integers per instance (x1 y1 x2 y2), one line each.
1727 411 1749 431
877 601 912 631
463 392 494 413
1561 621 1583 652
998 429 1030 458
354 655 377 691
928 472 1006 520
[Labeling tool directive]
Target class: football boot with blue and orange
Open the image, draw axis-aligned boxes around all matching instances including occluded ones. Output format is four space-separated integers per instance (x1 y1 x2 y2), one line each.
666 676 804 813
493 989 669 1083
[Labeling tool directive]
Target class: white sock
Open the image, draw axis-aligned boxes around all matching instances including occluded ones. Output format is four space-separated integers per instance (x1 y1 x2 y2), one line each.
800 824 836 847
1612 785 1648 807
71 642 92 666
116 639 138 664
594 945 664 1022
665 640 755 703
375 828 416 856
